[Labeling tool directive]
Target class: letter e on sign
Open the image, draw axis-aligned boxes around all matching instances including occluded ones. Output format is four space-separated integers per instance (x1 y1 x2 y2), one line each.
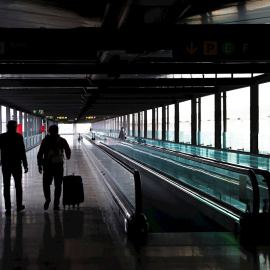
204 41 217 55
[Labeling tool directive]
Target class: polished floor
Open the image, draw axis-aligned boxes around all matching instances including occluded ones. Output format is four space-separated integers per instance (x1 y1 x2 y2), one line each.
0 135 270 270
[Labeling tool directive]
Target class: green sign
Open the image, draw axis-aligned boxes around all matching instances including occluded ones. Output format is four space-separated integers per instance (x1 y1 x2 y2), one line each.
33 109 44 115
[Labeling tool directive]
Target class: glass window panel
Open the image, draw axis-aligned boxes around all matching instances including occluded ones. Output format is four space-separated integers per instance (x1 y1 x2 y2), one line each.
204 74 216 78
226 87 250 152
166 104 175 141
140 111 144 137
1 106 6 133
156 107 162 140
129 114 133 136
200 95 215 147
259 82 270 154
147 109 152 139
179 101 191 144
191 74 203 78
217 74 232 78
233 74 252 78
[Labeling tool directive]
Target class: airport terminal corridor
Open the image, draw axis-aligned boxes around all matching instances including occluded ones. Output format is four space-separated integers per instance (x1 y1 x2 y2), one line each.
0 135 269 269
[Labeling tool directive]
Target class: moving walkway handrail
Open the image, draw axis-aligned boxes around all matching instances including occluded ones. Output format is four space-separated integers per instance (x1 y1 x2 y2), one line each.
98 143 143 217
112 138 260 215
128 139 270 213
84 135 143 218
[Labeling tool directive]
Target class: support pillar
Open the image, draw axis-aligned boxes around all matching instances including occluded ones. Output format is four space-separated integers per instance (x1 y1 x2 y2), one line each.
152 108 155 139
162 105 166 141
132 114 135 137
223 91 227 149
191 98 197 145
250 84 259 154
144 110 147 138
138 112 141 137
0 106 2 134
73 123 77 135
175 102 179 143
215 92 222 149
6 107 10 122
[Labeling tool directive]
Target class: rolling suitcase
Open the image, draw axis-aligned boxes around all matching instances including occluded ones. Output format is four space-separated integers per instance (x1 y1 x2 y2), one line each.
62 174 84 209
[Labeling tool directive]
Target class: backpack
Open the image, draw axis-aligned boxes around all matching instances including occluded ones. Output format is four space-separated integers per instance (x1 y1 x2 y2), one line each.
47 138 64 163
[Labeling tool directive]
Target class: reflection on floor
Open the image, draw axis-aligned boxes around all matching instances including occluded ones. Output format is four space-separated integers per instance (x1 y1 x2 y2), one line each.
0 135 269 270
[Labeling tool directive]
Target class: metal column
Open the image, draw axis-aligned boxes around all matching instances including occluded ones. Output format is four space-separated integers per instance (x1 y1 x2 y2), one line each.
250 84 259 154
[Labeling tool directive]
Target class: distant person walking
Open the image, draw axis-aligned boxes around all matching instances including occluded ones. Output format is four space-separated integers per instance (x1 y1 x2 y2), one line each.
0 120 28 216
119 127 126 140
37 125 71 211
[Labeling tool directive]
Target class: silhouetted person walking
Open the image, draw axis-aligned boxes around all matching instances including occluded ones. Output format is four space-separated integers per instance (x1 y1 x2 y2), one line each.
119 127 126 139
37 125 71 211
0 120 28 216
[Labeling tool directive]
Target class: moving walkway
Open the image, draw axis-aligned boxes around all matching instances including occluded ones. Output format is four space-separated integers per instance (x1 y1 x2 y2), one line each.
125 137 270 215
83 134 270 243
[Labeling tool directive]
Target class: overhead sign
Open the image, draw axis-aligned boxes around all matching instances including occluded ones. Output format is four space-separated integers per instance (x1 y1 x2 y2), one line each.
32 109 44 115
173 39 263 61
45 116 54 120
57 116 67 120
86 116 96 120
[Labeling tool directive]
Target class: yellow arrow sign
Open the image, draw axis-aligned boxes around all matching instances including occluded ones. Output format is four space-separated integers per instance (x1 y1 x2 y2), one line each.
186 42 198 55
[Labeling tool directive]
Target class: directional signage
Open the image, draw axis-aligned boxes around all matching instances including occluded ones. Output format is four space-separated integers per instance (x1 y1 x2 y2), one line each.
173 39 263 61
57 116 67 120
32 109 44 115
86 116 96 120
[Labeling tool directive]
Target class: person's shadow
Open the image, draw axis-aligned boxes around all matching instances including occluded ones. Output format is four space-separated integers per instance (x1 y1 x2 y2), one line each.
1 213 29 270
38 212 71 270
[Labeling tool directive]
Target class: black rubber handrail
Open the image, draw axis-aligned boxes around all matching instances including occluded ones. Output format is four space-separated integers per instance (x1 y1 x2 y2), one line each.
98 143 143 217
84 135 143 219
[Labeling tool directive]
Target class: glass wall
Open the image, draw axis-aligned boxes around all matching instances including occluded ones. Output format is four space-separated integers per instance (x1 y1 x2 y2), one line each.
0 105 43 149
179 100 191 144
93 74 270 157
147 109 152 138
226 87 250 152
166 104 175 141
179 101 191 143
200 95 215 146
259 82 270 154
1 106 6 133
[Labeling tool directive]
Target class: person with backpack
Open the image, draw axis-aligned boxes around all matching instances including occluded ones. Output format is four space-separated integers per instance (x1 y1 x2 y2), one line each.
0 120 28 216
37 125 71 211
